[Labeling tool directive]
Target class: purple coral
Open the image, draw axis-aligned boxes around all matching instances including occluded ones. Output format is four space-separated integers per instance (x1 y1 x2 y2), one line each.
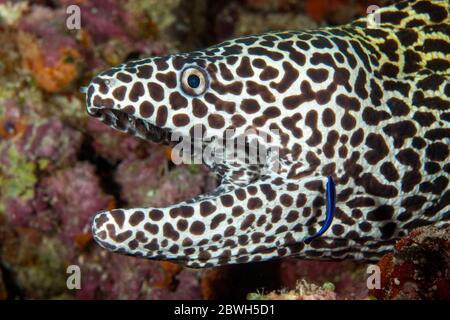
35 162 113 244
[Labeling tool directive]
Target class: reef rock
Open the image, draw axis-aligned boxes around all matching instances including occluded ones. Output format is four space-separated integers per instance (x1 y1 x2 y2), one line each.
370 225 449 300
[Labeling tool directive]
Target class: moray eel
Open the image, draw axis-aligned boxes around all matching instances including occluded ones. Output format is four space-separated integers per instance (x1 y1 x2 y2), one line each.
85 0 449 268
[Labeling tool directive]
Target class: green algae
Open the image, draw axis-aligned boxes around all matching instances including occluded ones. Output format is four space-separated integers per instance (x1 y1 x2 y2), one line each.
0 146 37 212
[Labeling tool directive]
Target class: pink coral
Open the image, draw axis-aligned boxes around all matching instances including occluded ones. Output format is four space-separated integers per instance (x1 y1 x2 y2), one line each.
36 162 113 243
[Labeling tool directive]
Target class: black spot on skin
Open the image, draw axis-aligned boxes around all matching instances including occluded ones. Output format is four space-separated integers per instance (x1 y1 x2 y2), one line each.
236 57 254 78
138 102 152 118
205 93 236 114
307 68 329 83
384 80 410 97
252 58 266 69
280 194 293 207
220 195 234 207
380 162 399 181
380 10 408 25
149 209 163 221
154 58 169 71
380 62 399 77
163 223 179 241
401 195 427 212
117 73 132 83
336 94 360 111
282 113 303 139
136 65 153 79
211 213 226 230
396 148 420 168
222 44 243 56
379 39 399 61
263 107 281 118
350 129 364 147
359 222 372 232
311 36 333 49
155 106 168 126
347 197 375 208
402 170 422 192
350 39 372 71
128 82 145 102
362 107 391 126
112 86 127 101
232 115 246 127
211 81 243 96
305 110 322 146
386 98 410 116
110 210 125 228
232 205 244 217
341 112 356 131
247 197 263 210
412 0 447 23
260 66 279 81
419 176 448 195
396 28 418 47
219 63 233 81
417 74 444 91
364 133 389 165
270 62 299 93
177 219 188 231
425 128 450 141
129 211 145 226
426 142 448 161
169 92 188 110
173 114 190 127
354 68 368 99
413 111 436 127
246 81 275 102
156 71 177 88
323 130 339 159
208 114 225 129
148 83 164 101
260 184 276 201
248 47 283 61
403 49 422 73
192 98 208 118
426 59 450 72
370 79 383 106
241 99 260 114
200 201 216 217
367 205 394 221
332 224 344 236
379 222 397 240
190 221 205 235
425 162 440 174
412 137 426 150
358 173 398 198
240 214 256 231
383 120 417 148
321 108 335 127
282 81 314 109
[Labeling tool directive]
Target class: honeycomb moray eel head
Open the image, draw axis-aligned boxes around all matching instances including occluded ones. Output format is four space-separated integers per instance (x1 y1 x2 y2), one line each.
85 0 450 267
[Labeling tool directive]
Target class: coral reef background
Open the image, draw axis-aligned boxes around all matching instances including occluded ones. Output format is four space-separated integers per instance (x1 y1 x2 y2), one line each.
0 0 446 300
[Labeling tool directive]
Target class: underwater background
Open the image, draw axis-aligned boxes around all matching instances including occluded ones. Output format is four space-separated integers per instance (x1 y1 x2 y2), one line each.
0 0 448 300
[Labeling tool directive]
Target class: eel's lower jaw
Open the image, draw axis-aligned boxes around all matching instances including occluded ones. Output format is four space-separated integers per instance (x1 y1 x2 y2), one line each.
87 107 173 145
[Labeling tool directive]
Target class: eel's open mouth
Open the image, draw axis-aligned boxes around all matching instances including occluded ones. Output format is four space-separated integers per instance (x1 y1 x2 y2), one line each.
87 107 173 145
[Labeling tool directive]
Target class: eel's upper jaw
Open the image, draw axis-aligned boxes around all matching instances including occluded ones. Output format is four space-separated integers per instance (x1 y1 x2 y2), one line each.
87 106 172 145
85 84 172 145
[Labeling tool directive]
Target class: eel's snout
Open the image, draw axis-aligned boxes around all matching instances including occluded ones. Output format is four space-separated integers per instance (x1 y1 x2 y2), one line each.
91 209 153 257
85 75 118 115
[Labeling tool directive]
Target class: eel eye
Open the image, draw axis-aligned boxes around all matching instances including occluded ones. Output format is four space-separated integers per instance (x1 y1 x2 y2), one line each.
181 66 208 96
